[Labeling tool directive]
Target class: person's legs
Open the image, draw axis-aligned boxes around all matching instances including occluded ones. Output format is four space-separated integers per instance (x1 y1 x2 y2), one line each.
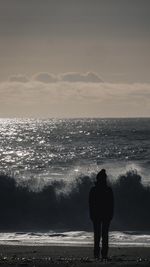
101 220 110 259
93 220 101 258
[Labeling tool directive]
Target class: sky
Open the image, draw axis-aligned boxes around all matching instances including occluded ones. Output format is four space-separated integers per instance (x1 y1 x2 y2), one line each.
0 0 150 117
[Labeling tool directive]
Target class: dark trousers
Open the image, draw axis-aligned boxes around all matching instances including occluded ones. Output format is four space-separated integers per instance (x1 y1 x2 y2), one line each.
93 219 110 259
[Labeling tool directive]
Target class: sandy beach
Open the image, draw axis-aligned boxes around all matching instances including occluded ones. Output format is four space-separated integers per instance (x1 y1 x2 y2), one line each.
0 245 150 267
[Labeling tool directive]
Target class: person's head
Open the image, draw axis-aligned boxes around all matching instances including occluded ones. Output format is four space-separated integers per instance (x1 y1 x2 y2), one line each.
96 169 107 186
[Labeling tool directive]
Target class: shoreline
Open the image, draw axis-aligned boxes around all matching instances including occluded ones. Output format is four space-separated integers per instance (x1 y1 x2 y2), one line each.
0 245 150 266
0 241 150 250
1 230 150 248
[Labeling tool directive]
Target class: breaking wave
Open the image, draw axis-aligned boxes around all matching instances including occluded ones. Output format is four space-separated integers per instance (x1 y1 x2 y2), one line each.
0 170 150 231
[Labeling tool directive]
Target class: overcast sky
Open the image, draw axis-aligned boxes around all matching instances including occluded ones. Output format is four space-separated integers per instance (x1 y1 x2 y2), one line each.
0 0 150 117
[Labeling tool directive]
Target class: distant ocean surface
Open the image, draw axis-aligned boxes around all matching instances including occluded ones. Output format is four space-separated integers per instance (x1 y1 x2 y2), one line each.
0 118 150 246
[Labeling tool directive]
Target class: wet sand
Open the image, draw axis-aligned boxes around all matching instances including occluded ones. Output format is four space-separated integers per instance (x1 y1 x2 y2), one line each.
0 245 150 266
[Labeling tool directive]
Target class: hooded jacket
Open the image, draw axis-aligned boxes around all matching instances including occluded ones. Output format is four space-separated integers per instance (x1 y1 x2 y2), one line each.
89 180 114 221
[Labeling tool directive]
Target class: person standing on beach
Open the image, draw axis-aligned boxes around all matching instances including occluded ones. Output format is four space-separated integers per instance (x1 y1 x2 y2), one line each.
89 169 114 260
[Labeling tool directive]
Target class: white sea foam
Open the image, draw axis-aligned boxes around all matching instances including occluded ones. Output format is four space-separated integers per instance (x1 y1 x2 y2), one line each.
0 231 150 247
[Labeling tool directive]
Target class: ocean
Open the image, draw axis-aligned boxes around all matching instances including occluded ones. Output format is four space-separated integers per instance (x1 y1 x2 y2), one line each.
0 118 150 246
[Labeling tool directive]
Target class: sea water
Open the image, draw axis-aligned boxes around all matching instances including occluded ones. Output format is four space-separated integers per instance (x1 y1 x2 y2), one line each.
0 118 150 246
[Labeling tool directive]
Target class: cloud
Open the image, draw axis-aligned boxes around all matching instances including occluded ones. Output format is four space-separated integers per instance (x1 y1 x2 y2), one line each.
0 80 150 117
33 73 58 83
32 72 103 83
9 74 29 83
60 72 103 83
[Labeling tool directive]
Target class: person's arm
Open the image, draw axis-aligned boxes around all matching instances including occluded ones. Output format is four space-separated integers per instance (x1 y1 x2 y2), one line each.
109 188 114 220
89 188 94 221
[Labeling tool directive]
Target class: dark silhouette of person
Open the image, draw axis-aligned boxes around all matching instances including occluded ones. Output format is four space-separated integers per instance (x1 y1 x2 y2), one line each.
89 169 114 260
